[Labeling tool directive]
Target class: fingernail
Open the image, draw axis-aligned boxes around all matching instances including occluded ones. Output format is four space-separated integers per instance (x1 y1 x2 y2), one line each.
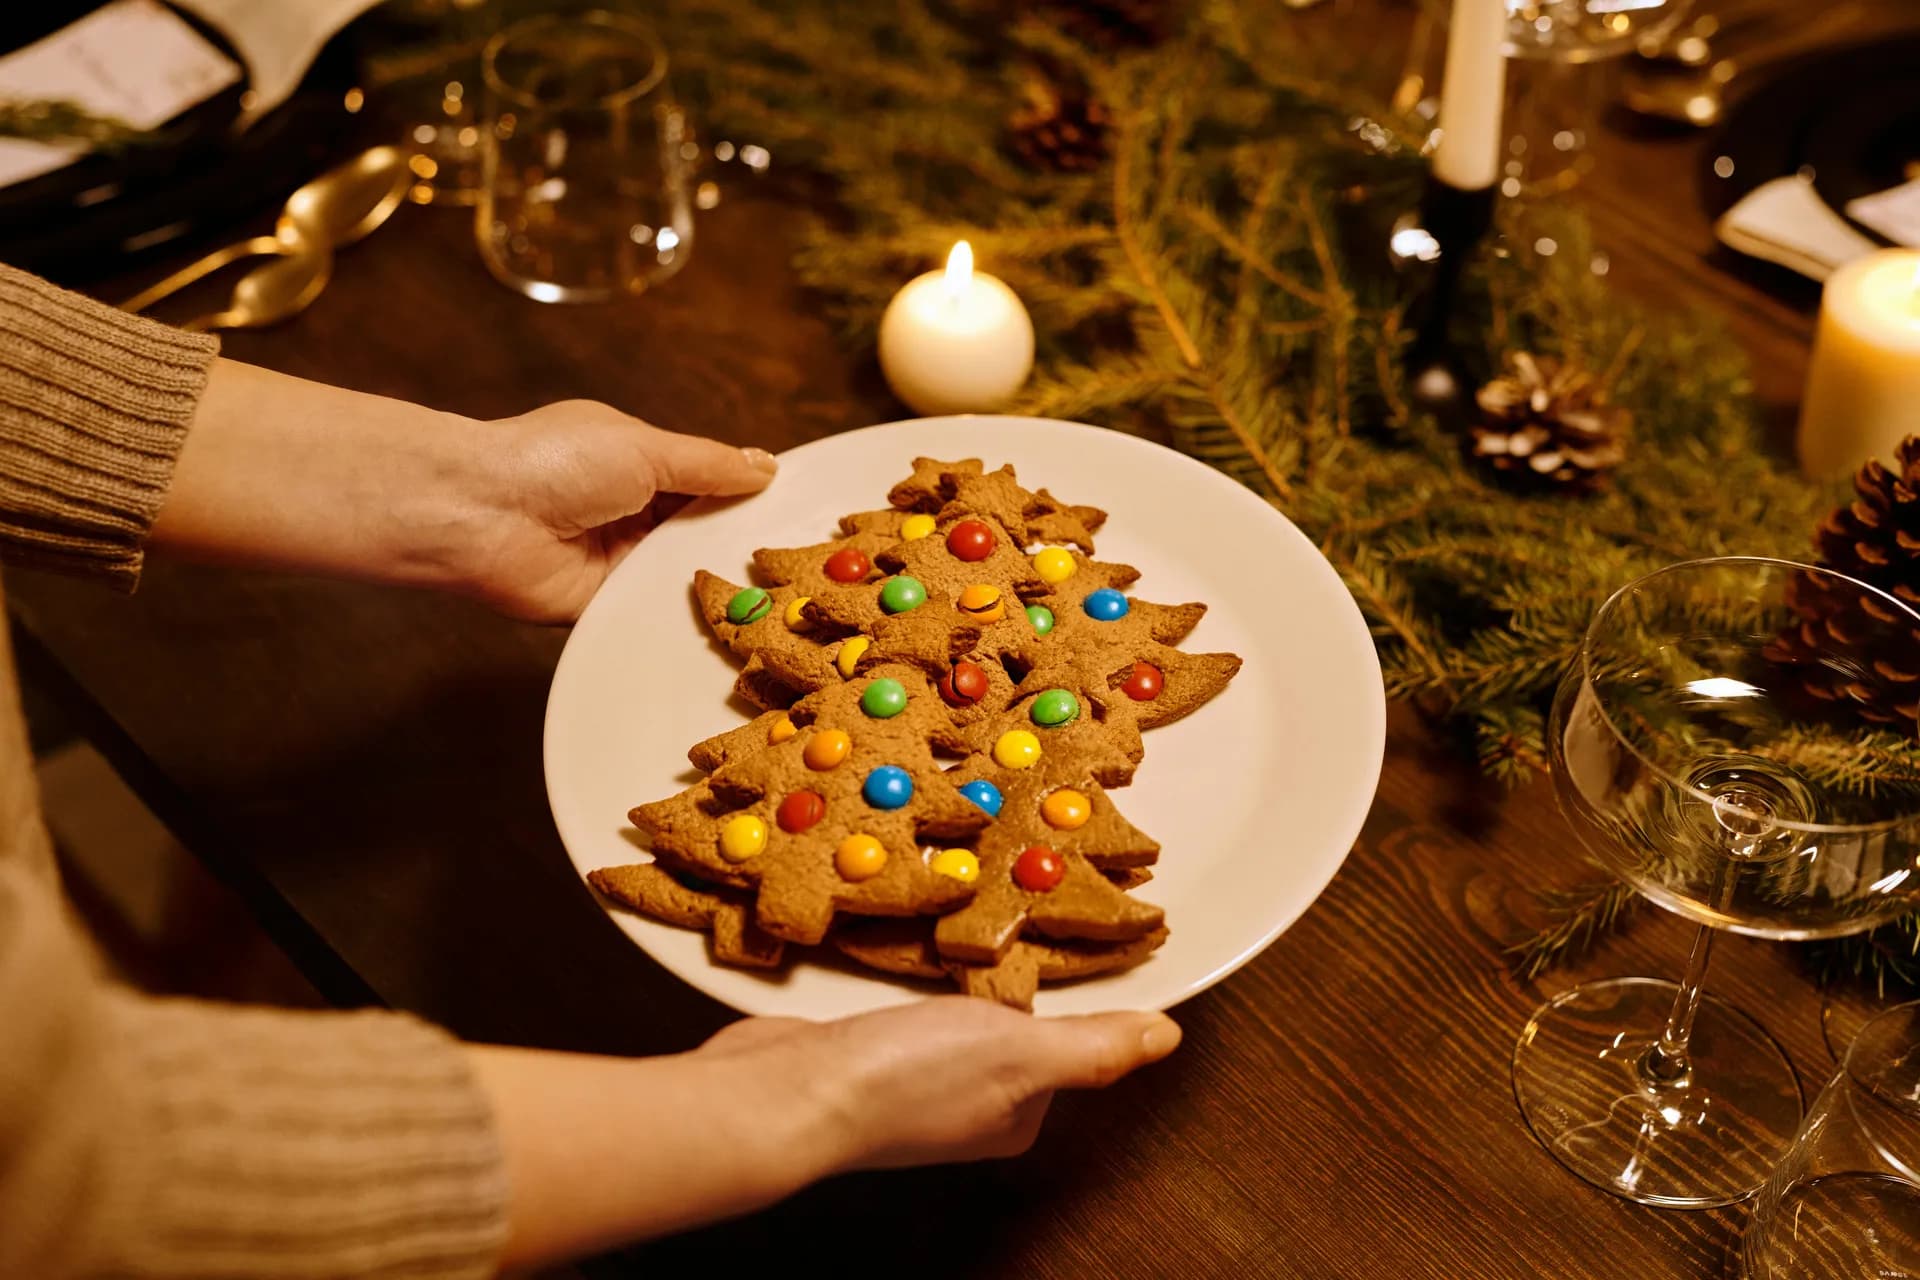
742 447 778 474
1140 1016 1181 1058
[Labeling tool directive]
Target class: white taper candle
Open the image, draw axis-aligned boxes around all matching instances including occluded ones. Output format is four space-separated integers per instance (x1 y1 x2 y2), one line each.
1432 0 1508 192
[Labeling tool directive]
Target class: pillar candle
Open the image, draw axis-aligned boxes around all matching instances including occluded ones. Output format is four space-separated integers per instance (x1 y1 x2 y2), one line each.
1797 249 1920 478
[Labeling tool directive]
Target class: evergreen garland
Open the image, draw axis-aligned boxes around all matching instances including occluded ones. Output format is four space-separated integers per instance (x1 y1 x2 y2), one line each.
635 0 1915 982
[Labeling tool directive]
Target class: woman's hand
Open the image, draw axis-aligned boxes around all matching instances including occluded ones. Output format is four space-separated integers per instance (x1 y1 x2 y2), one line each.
153 359 775 620
703 997 1183 1168
471 999 1181 1269
446 399 777 620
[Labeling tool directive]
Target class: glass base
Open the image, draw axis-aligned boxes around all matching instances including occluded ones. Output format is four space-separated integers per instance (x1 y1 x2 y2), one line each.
1513 977 1804 1209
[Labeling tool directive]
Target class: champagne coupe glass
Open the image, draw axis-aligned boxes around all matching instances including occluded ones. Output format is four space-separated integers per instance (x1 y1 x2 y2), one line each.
1744 1001 1920 1278
1514 557 1920 1208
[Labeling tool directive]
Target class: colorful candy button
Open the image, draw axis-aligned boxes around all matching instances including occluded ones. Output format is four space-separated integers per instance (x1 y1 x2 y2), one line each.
900 513 937 541
783 595 813 630
861 677 908 719
777 790 826 834
1041 788 1092 830
718 814 768 862
938 660 990 708
956 583 1006 624
1013 845 1065 892
929 847 980 883
823 546 872 583
946 519 996 562
993 729 1042 769
1030 688 1080 727
880 575 927 614
1025 604 1055 636
1083 588 1130 621
836 635 870 679
836 833 888 881
1122 661 1164 701
726 587 773 624
862 765 914 810
1033 547 1075 585
803 729 851 771
768 715 798 745
958 778 1004 816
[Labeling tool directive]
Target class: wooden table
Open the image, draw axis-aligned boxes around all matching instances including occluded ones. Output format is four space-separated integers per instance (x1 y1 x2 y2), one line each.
10 7 1909 1276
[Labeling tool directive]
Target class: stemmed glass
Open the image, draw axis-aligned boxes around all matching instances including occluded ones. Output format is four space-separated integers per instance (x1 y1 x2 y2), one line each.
1513 557 1920 1208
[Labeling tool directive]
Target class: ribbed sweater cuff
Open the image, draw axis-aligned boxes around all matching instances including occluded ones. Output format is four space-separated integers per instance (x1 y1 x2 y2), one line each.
96 997 509 1280
0 263 216 589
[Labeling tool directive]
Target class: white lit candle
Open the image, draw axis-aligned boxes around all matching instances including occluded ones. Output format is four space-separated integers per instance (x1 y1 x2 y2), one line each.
1432 0 1507 192
1797 249 1920 478
877 241 1035 417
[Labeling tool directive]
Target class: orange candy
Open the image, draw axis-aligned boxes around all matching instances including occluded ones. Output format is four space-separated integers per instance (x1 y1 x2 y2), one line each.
804 729 852 771
956 583 1006 624
836 833 888 881
1040 788 1092 830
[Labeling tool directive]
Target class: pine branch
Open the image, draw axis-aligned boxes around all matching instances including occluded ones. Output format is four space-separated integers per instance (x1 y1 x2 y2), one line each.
1508 880 1639 980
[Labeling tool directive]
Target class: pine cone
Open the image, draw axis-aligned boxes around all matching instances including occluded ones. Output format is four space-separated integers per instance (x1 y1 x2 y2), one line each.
1766 438 1920 732
1028 0 1177 47
1008 78 1111 172
1468 352 1629 493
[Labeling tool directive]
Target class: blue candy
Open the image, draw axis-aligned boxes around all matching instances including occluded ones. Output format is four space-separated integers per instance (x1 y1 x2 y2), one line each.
1083 587 1130 621
862 765 915 810
957 778 1004 817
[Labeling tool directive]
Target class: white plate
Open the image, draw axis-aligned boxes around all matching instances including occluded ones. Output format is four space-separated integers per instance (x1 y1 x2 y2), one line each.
544 416 1384 1017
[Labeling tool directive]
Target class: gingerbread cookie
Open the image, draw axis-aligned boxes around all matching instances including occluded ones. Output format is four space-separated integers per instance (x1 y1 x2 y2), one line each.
633 666 988 944
834 918 1169 1010
587 863 785 968
694 570 850 704
956 686 1146 786
931 767 1164 964
886 458 1106 553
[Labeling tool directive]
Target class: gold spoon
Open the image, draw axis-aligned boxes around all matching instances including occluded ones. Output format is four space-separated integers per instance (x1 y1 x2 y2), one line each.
120 146 409 313
178 248 332 333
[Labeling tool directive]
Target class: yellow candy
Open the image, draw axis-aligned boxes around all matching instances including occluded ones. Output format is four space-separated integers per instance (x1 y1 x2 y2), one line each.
836 833 888 881
804 729 852 771
956 583 1005 624
992 729 1042 770
783 595 813 630
1033 547 1076 585
928 847 980 884
901 513 937 541
718 814 768 862
768 715 798 744
836 635 871 679
1041 788 1092 830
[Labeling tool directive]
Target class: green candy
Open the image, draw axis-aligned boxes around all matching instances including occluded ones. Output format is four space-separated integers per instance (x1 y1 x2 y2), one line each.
726 587 773 625
879 575 927 614
1030 688 1080 727
860 677 908 719
1025 604 1055 636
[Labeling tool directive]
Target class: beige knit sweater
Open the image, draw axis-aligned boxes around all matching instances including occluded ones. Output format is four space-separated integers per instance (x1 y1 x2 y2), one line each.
0 264 508 1278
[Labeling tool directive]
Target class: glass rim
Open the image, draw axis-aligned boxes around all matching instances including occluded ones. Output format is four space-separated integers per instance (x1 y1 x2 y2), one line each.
1579 555 1920 837
482 11 669 113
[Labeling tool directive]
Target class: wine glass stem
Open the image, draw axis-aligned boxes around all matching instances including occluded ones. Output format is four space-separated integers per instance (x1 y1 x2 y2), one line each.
1642 921 1715 1086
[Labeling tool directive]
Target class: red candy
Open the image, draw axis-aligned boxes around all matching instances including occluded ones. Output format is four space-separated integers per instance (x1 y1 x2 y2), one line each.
1121 661 1164 702
824 547 872 583
938 659 991 708
1013 845 1065 892
945 520 996 563
776 790 827 834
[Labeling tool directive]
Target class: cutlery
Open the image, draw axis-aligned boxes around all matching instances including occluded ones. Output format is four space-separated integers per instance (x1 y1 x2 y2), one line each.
178 249 332 333
120 146 408 313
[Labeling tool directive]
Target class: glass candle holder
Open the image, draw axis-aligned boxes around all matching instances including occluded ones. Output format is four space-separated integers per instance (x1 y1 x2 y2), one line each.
476 12 690 303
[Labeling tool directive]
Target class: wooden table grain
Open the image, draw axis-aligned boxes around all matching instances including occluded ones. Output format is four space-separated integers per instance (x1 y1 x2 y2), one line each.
11 6 1912 1276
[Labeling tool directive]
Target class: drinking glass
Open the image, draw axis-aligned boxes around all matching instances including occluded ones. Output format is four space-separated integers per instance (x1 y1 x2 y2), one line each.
476 12 691 303
1513 557 1920 1208
1743 1002 1920 1277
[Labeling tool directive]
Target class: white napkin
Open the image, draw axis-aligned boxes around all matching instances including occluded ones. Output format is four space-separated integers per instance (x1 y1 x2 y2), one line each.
0 0 240 190
1714 175 1880 281
1846 177 1920 250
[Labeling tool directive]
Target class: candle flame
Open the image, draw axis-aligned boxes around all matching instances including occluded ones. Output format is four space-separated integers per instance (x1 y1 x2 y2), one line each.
944 240 974 299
